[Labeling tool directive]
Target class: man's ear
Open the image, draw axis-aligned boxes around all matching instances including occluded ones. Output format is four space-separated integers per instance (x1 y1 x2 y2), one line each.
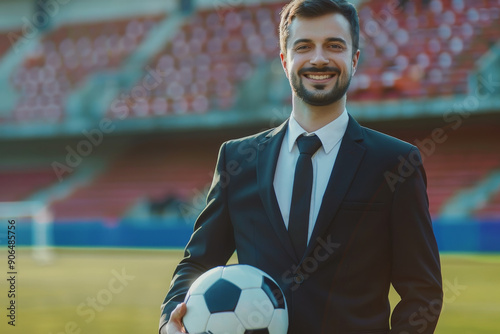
352 49 360 75
280 52 289 79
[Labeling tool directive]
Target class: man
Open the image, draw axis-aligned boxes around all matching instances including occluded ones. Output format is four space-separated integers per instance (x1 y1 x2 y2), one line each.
160 1 443 333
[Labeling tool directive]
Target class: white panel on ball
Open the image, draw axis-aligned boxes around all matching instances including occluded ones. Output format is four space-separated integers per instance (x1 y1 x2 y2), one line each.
206 312 246 334
267 308 289 334
235 288 274 329
222 264 265 289
188 266 224 295
183 295 211 334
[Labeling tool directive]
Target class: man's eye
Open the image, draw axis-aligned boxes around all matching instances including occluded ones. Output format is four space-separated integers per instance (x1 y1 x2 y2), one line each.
329 44 343 50
296 45 309 51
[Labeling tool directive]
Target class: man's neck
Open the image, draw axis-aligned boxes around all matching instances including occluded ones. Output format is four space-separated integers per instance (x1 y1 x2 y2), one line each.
291 96 346 133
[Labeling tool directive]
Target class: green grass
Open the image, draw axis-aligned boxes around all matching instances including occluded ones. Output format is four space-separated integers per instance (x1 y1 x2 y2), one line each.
1 248 499 334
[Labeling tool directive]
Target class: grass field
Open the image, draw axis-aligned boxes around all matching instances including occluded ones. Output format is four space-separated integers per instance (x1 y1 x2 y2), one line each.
1 248 499 334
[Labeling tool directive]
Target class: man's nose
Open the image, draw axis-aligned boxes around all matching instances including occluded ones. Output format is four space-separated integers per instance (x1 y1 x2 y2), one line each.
310 48 329 67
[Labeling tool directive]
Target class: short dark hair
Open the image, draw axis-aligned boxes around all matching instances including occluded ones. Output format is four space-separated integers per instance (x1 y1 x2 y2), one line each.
279 0 360 56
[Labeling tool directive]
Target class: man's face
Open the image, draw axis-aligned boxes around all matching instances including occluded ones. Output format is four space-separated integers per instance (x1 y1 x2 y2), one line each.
281 13 360 106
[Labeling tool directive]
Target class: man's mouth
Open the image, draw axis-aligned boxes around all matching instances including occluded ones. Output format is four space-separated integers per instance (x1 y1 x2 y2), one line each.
303 73 337 83
304 74 335 80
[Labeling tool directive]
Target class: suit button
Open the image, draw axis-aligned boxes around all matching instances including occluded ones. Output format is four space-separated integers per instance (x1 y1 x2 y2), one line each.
293 273 304 284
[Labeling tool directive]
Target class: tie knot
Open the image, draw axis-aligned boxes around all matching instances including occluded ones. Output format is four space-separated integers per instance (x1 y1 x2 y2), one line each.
296 134 322 156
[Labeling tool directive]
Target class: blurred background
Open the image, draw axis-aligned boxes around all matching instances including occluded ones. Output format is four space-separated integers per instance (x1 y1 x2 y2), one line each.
0 0 499 333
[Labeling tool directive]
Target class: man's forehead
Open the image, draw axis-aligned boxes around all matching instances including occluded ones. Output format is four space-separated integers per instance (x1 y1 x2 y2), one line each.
288 13 352 45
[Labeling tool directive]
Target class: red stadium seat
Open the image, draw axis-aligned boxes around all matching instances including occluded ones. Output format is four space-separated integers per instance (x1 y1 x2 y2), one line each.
9 15 164 123
348 0 500 101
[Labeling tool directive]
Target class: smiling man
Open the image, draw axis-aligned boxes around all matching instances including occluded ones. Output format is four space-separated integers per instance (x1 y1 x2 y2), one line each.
160 1 443 333
282 10 358 111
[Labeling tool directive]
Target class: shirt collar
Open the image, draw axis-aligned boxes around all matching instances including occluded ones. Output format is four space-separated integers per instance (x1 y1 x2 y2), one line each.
287 109 349 154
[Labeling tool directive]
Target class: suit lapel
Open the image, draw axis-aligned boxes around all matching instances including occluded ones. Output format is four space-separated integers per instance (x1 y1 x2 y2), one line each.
305 115 366 259
257 120 298 262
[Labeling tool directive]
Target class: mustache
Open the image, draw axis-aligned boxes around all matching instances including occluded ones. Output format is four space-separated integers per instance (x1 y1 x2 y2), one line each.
298 67 341 75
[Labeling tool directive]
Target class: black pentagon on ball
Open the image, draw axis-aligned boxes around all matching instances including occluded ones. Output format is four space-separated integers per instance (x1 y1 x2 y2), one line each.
204 278 242 313
244 329 269 334
261 276 286 309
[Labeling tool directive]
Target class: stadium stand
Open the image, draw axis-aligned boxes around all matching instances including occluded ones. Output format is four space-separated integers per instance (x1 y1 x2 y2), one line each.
48 138 218 220
384 121 500 217
0 168 59 202
350 0 500 100
9 15 164 123
107 2 285 118
424 144 500 216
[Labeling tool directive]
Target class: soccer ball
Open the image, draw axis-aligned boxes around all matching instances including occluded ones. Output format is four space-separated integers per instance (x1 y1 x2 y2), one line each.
182 264 288 334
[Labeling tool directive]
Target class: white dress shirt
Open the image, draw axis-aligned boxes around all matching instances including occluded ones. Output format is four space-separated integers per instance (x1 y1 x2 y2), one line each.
273 109 349 244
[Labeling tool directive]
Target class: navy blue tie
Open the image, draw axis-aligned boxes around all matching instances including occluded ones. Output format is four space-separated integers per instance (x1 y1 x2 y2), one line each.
289 134 322 259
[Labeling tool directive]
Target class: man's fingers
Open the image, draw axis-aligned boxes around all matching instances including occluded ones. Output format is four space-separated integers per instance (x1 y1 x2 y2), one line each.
180 303 187 315
165 303 187 334
171 303 187 321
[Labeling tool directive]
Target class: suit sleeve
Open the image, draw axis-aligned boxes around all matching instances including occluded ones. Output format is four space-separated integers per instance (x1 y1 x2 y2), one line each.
389 147 443 333
159 142 236 332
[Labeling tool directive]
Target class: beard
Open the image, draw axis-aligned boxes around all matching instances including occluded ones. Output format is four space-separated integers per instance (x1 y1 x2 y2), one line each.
291 66 352 106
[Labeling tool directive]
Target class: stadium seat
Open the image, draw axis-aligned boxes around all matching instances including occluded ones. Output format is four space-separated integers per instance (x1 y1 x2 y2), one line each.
9 15 164 123
348 0 500 101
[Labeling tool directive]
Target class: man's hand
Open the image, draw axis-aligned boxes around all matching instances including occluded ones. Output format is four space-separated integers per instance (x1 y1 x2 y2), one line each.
161 303 187 334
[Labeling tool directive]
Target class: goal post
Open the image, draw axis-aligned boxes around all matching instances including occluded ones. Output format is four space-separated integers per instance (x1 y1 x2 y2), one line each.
0 201 54 264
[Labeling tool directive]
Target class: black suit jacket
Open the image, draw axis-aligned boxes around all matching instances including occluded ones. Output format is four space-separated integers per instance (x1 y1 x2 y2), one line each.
160 115 443 334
